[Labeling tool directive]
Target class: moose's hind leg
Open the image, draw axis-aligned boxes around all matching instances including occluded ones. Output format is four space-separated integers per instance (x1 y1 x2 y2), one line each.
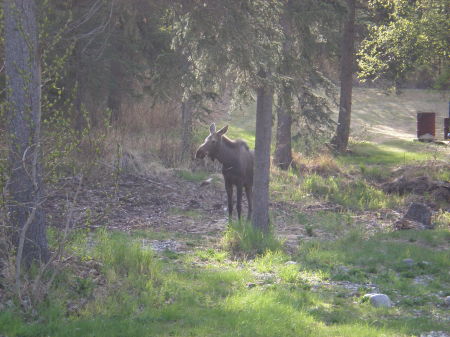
225 180 234 219
236 184 243 221
245 184 252 221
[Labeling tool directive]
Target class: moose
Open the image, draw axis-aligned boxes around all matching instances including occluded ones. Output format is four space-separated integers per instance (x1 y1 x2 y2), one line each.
195 123 253 221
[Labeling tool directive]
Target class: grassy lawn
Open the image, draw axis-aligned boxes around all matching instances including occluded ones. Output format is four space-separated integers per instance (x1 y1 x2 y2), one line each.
339 140 447 166
1 228 449 337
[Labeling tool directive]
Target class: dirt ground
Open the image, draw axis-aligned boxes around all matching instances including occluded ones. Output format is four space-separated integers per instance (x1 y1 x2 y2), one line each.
43 165 403 251
44 88 450 247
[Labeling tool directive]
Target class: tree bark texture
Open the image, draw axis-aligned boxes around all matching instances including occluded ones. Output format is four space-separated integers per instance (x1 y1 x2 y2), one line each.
333 0 356 152
274 6 293 170
252 75 273 233
4 0 49 264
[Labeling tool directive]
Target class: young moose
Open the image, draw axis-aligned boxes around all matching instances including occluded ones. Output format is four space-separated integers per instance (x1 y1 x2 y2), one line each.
196 123 253 220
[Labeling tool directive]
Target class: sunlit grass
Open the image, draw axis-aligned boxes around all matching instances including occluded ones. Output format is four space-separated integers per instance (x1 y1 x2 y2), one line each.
225 125 256 149
339 140 447 166
270 167 402 210
175 169 211 182
2 229 450 337
303 174 402 210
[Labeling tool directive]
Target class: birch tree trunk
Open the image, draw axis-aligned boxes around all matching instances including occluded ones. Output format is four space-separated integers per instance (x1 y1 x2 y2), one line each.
4 0 49 264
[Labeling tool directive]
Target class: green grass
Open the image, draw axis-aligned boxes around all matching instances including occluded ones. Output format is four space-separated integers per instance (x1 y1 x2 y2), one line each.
270 167 402 210
298 229 450 295
222 220 283 257
175 169 211 182
4 96 450 336
225 125 256 149
2 228 449 337
303 174 402 210
339 140 446 166
169 207 203 219
195 104 256 149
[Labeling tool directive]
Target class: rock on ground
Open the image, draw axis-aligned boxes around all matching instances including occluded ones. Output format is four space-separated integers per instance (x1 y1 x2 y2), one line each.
444 296 450 307
395 202 433 230
402 258 415 266
420 332 450 337
404 202 432 228
363 293 392 308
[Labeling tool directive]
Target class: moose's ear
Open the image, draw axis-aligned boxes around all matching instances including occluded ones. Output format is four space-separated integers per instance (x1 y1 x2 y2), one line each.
209 123 216 134
217 125 228 136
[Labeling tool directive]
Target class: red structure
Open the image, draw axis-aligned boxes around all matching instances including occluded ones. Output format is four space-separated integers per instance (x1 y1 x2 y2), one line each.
444 118 449 140
417 112 436 139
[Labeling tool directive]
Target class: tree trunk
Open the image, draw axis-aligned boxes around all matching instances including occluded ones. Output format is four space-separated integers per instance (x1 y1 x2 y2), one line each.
274 5 293 170
107 64 122 125
275 95 293 170
74 43 86 131
108 44 123 124
181 98 193 161
252 72 273 233
332 0 356 152
4 0 49 264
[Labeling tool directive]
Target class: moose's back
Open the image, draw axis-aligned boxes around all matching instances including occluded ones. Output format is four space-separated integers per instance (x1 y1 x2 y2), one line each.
220 138 253 187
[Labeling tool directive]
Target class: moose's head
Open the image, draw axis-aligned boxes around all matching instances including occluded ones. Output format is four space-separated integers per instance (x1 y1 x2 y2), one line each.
195 123 228 160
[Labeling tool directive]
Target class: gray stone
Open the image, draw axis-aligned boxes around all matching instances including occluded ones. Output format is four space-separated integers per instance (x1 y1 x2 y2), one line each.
364 293 392 308
402 258 415 267
285 261 298 265
420 332 450 337
404 202 433 228
413 275 434 286
444 296 450 307
336 265 350 273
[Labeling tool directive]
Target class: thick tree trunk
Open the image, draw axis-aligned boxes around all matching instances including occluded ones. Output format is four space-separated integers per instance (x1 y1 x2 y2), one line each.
332 0 356 152
181 98 193 161
275 96 293 170
4 0 49 264
274 5 293 170
252 73 273 233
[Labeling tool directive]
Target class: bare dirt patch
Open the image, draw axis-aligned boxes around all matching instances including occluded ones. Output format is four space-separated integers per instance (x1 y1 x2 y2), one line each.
44 170 231 239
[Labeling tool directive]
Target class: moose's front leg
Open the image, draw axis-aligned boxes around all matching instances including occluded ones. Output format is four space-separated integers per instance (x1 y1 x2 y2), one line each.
225 179 233 219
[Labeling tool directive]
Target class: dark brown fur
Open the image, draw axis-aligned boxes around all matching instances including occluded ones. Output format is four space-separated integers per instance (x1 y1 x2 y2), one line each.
196 124 253 220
